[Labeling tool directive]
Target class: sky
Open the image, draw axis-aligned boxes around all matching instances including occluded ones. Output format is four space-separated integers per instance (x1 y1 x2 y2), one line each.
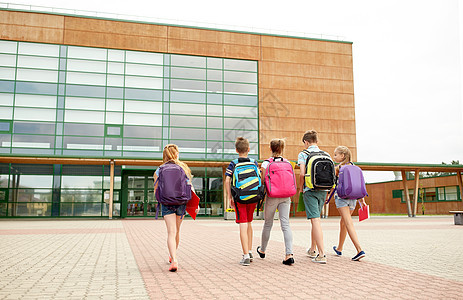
3 0 463 182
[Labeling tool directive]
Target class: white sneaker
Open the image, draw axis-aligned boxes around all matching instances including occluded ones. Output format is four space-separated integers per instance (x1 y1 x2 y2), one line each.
306 248 317 258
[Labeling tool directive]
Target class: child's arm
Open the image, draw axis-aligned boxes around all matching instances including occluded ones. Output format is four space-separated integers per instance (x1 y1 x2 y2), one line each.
224 176 234 209
298 163 305 194
359 197 366 207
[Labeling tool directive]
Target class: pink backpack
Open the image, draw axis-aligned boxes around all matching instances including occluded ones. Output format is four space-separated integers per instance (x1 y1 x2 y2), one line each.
264 157 297 198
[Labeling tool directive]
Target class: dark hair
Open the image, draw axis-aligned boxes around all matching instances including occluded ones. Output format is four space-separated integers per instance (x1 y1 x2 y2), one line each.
235 137 249 154
302 130 318 143
270 138 285 157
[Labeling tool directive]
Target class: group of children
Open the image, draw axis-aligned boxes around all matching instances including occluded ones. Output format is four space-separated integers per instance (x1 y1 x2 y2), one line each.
155 130 366 272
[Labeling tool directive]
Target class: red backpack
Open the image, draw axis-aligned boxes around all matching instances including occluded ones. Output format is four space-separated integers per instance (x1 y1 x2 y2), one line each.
264 157 297 198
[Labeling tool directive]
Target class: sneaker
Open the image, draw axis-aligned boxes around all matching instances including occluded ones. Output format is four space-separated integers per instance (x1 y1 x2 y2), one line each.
169 261 178 272
282 257 295 265
306 248 317 258
256 246 265 259
240 256 251 266
249 252 253 262
312 254 327 264
333 246 342 256
352 251 365 261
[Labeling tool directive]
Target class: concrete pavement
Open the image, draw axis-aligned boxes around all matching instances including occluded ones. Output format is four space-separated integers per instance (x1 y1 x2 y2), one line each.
0 216 462 299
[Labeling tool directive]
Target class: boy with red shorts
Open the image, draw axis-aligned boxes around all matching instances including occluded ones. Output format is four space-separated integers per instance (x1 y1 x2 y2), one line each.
224 137 258 266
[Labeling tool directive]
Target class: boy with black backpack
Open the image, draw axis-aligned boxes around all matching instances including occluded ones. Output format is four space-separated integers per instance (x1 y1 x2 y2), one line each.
224 137 265 266
298 130 336 264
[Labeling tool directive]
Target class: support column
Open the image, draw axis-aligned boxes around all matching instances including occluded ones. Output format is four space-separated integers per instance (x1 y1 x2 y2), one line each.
109 159 115 219
413 169 420 217
401 170 412 217
457 171 463 201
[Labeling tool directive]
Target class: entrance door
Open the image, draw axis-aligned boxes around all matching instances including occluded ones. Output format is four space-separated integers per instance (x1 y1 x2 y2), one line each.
122 170 157 218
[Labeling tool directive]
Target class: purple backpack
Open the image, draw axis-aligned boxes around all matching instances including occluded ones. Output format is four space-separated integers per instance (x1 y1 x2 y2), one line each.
336 164 368 200
155 162 191 206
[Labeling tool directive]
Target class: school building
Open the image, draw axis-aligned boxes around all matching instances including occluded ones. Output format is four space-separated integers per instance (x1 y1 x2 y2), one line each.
0 5 462 219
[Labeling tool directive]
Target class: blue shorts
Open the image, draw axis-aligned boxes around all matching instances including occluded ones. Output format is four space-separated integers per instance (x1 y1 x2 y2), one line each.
335 195 357 210
161 204 186 217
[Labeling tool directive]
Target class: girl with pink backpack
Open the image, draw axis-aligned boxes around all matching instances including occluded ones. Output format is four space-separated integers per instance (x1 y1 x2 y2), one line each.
256 139 297 265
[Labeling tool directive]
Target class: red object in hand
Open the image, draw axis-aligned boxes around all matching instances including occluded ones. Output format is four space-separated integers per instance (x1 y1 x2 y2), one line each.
186 191 200 220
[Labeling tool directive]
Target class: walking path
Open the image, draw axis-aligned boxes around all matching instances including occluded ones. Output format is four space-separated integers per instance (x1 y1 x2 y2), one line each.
0 216 461 299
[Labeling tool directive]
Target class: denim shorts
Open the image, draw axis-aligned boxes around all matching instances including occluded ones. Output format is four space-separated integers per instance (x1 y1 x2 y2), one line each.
161 204 186 217
334 195 357 210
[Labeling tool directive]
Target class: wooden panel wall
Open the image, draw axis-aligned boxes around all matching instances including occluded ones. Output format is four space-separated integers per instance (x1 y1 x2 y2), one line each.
366 175 463 215
0 10 356 162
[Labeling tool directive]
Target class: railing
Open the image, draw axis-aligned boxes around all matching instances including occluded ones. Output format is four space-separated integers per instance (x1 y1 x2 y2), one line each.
0 2 347 42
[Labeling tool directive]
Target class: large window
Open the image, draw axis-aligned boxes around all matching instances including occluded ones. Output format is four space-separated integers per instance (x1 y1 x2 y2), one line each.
0 40 259 160
394 186 461 202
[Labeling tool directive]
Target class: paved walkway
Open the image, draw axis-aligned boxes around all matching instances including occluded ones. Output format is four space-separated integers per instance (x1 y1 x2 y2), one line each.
0 216 462 299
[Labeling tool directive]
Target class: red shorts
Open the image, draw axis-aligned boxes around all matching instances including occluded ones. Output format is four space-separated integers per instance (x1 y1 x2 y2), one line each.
234 202 257 223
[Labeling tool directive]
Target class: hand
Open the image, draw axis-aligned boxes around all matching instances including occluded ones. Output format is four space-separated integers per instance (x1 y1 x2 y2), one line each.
360 198 366 207
195 208 200 214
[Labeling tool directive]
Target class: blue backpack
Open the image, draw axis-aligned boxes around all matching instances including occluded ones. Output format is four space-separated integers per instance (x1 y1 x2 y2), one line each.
230 158 265 205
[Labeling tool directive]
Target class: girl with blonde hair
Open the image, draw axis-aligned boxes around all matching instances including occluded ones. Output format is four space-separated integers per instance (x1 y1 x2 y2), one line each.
154 144 197 271
331 146 366 261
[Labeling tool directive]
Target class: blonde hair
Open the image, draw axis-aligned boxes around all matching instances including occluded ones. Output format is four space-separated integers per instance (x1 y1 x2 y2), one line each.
302 130 318 144
270 138 285 157
235 137 250 154
335 146 352 166
162 144 192 179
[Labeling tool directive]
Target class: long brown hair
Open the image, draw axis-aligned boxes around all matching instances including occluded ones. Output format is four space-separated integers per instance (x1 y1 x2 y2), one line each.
162 144 192 179
270 138 285 157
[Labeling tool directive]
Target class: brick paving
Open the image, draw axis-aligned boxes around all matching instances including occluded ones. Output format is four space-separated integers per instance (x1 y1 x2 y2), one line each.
0 216 462 299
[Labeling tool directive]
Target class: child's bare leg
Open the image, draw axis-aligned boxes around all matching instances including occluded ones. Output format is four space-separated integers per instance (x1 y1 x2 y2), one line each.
239 223 249 254
337 215 347 251
247 222 253 252
338 206 362 253
310 217 324 256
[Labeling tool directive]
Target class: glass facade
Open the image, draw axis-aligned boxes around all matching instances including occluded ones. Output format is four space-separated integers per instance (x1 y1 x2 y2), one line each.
0 40 259 160
0 40 259 218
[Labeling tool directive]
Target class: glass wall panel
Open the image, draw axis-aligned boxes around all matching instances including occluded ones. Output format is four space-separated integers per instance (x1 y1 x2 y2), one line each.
0 54 17 67
224 59 256 71
64 123 104 136
125 88 162 101
15 94 56 108
126 51 163 65
170 128 206 140
124 113 162 126
0 94 14 106
207 69 222 81
14 107 56 122
0 67 16 80
13 175 53 188
123 139 161 151
224 70 257 83
64 136 104 150
66 85 105 98
11 134 54 149
62 176 103 189
0 40 18 54
106 99 124 111
108 62 124 74
18 43 59 57
39 123 55 138
171 67 206 80
170 115 205 128
66 72 106 86
123 126 162 139
16 69 58 83
0 107 12 119
126 64 163 77
105 112 123 124
224 117 258 130
67 59 107 73
125 76 162 89
170 91 206 103
224 106 257 118
171 79 206 92
171 55 206 68
14 189 52 202
170 103 205 115
64 110 105 123
107 75 124 87
125 100 162 113
67 46 107 60
65 97 105 111
108 50 124 62
224 94 258 106
224 82 257 95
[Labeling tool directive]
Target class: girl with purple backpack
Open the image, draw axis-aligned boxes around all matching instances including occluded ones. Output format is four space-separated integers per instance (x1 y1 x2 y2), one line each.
330 146 366 261
256 139 296 265
154 144 197 272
